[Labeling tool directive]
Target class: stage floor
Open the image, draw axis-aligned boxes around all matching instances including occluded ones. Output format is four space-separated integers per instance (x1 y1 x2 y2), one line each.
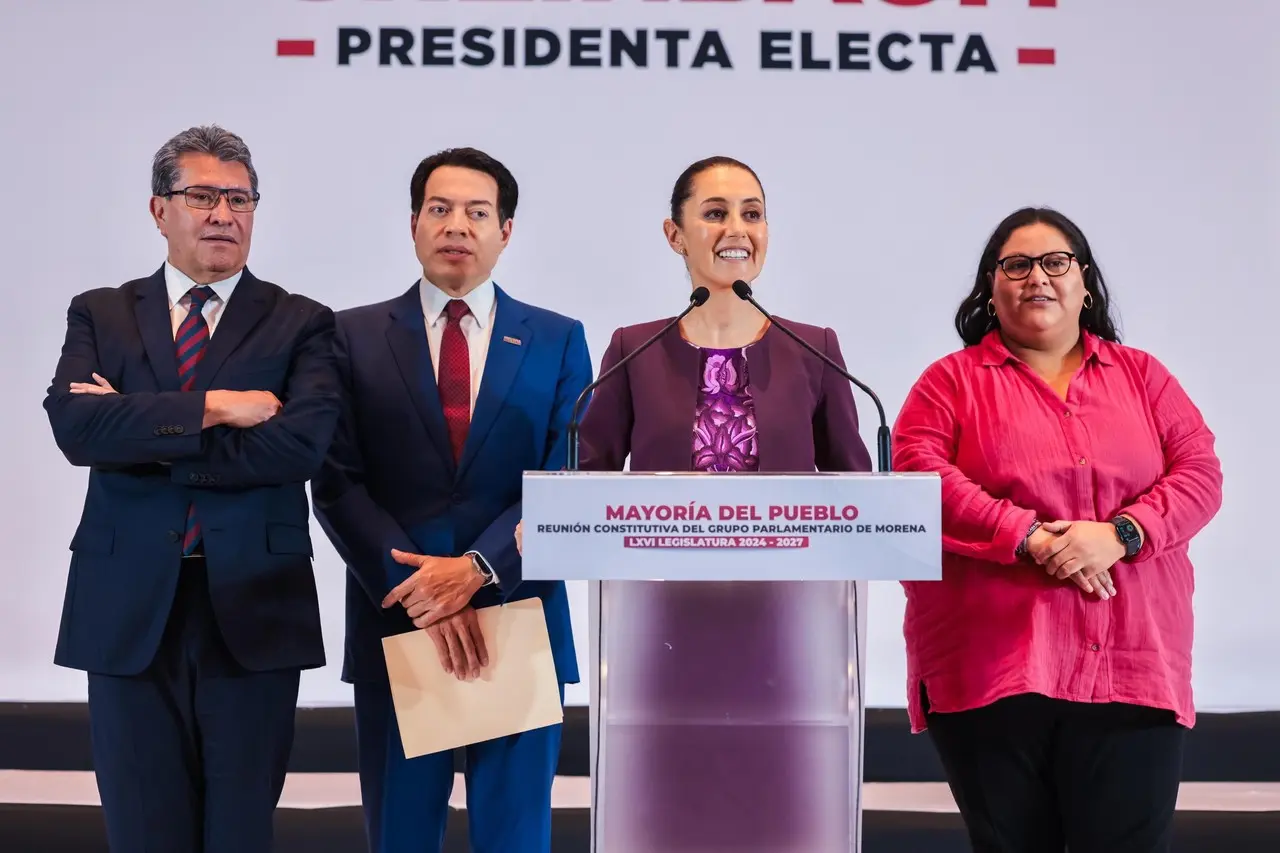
2 771 1278 852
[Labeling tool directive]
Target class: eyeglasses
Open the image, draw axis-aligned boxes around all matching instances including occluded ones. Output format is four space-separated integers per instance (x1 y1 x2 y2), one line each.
995 251 1076 280
164 185 260 212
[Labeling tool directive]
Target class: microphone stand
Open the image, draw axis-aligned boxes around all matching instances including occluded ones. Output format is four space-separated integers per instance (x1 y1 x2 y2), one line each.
731 280 891 473
565 286 710 470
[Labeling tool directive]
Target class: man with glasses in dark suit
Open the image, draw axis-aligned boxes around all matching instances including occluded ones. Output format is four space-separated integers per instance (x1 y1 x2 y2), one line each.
42 124 341 853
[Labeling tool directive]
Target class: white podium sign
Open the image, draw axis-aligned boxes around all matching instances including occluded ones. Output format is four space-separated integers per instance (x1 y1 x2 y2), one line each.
519 469 942 853
520 471 941 582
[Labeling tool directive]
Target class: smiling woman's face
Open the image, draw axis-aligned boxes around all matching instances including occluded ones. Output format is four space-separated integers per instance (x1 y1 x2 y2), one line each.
665 164 768 292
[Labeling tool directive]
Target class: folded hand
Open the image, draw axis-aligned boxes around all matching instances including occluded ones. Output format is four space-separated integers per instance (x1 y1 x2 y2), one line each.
69 373 117 395
205 390 281 428
427 606 489 681
382 551 483 627
1027 522 1117 599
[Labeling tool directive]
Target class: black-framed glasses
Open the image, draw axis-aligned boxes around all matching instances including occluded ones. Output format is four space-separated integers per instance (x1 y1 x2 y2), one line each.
164 186 260 212
995 251 1076 280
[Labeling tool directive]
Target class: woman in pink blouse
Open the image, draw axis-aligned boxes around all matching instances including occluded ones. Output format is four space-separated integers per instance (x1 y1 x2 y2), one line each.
893 207 1222 853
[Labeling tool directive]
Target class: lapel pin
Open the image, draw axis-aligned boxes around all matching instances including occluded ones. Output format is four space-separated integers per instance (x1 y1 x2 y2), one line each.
503 335 522 346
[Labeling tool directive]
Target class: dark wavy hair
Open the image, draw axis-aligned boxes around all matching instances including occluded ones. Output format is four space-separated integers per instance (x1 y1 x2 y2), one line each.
668 156 764 227
955 207 1121 346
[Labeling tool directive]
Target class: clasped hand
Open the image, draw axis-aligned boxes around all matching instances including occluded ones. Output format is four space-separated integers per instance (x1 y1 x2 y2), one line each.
382 550 484 627
425 606 488 681
382 550 488 680
1026 521 1124 600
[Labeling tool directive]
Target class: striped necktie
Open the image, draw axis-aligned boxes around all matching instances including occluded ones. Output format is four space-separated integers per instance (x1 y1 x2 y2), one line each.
176 286 216 555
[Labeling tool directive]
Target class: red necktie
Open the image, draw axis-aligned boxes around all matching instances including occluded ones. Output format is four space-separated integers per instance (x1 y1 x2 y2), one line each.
438 299 471 462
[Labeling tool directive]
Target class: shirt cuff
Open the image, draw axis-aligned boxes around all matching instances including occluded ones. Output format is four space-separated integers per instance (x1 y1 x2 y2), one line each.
466 550 499 585
996 508 1040 564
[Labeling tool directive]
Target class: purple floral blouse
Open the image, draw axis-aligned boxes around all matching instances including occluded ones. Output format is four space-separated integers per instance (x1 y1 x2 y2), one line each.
691 346 760 472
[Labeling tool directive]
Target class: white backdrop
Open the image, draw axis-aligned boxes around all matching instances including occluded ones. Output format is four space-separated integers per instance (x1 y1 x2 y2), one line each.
1 0 1276 710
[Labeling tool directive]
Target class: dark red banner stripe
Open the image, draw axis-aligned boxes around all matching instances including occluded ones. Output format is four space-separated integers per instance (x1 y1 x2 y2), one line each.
277 40 315 57
1018 48 1056 65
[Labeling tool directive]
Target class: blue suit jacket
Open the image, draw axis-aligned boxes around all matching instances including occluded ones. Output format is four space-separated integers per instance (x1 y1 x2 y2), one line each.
312 283 591 685
42 266 341 676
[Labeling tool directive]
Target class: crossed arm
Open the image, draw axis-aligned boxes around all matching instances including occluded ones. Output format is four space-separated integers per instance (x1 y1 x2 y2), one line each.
43 293 341 486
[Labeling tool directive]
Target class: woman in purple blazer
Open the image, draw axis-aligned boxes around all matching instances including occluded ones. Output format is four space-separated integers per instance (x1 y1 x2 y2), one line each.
577 156 872 850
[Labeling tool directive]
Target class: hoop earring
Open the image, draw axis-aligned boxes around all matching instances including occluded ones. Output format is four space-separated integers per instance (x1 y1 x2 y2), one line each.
1083 292 1093 309
986 299 996 316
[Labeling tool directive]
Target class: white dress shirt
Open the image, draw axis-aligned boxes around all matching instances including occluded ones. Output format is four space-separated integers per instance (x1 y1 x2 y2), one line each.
419 278 496 417
165 262 241 341
418 277 501 584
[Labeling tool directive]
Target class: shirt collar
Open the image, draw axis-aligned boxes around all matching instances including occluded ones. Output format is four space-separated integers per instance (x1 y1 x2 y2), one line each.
164 261 242 308
419 278 495 329
978 328 1114 367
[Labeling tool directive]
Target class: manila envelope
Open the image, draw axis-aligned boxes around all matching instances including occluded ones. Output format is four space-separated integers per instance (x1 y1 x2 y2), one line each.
382 597 563 759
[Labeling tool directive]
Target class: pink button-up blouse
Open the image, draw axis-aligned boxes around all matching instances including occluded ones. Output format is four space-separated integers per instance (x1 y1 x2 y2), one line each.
893 330 1223 734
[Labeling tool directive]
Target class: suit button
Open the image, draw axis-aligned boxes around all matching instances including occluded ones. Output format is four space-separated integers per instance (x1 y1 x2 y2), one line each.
168 530 180 543
154 427 163 436
174 425 184 435
189 473 199 483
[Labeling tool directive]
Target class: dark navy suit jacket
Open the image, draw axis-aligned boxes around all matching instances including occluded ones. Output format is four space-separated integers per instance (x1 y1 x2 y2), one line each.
312 283 592 686
43 266 341 675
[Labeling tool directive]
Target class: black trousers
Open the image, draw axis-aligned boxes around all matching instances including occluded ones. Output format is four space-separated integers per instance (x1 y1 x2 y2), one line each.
87 557 301 853
924 691 1185 853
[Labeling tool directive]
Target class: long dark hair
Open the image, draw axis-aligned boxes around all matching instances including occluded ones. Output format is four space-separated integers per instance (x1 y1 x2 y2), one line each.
955 207 1121 346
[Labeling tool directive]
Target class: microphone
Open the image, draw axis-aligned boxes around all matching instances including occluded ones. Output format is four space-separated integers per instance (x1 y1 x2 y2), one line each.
731 279 892 473
566 286 711 470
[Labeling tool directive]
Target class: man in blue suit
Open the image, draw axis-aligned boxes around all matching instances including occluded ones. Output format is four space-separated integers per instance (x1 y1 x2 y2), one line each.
312 147 591 853
42 125 341 853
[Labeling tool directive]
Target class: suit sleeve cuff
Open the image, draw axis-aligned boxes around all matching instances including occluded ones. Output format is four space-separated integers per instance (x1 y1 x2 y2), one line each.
467 550 499 585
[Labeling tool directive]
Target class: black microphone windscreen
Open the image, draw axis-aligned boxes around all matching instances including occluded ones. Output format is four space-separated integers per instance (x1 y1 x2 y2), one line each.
731 280 753 300
690 286 711 306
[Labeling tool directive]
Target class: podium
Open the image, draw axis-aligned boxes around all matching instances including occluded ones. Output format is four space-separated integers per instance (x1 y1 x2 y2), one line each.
520 470 941 853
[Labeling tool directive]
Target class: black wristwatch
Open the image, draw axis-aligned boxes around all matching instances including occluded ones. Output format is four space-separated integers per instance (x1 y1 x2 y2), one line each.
1111 516 1142 558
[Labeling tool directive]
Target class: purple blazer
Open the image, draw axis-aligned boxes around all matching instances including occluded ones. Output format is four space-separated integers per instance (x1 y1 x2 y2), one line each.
578 316 872 473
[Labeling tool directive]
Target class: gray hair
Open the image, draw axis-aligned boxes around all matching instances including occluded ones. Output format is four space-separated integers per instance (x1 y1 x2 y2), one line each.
150 125 259 197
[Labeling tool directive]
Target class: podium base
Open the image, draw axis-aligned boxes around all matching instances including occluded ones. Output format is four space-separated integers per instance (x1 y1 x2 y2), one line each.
588 579 868 853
